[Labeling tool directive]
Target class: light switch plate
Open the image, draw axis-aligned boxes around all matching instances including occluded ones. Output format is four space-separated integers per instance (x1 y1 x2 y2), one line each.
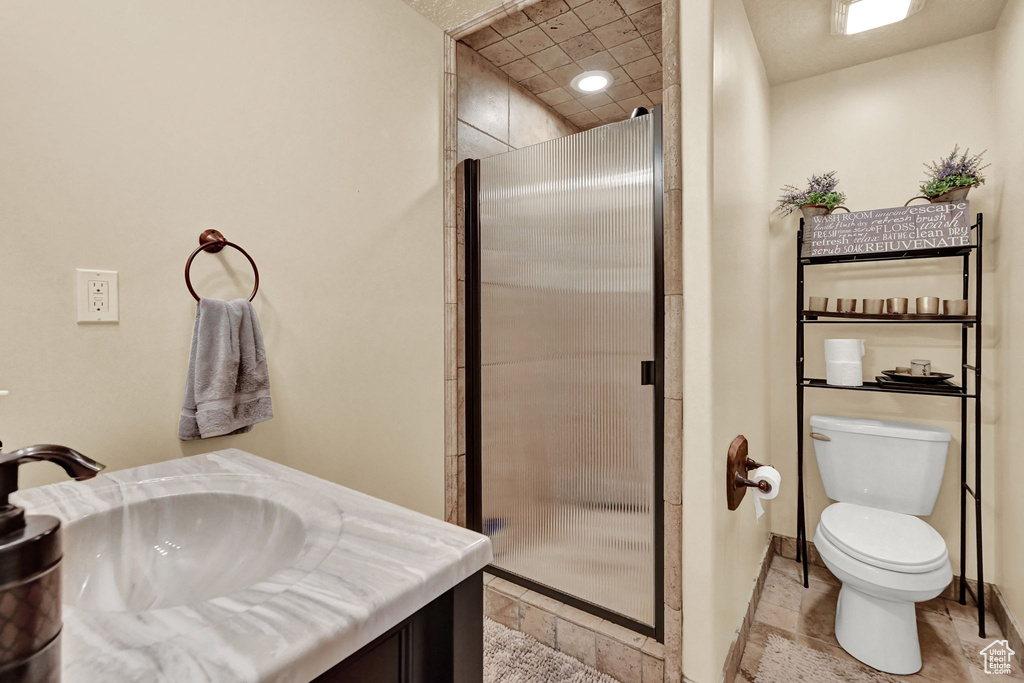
77 269 119 323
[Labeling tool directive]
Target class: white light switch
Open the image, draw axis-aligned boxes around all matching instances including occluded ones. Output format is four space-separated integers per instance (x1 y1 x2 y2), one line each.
77 269 119 322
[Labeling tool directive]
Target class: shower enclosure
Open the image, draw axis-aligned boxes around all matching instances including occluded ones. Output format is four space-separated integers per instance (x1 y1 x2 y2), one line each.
465 109 664 636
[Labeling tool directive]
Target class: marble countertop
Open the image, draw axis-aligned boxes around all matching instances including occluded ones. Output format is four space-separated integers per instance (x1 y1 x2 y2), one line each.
14 449 492 683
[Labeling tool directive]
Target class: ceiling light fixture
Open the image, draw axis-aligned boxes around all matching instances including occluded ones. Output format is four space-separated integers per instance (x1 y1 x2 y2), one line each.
831 0 925 35
571 71 612 93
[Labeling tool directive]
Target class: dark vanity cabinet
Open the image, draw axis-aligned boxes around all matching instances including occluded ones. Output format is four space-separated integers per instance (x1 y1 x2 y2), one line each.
314 571 483 683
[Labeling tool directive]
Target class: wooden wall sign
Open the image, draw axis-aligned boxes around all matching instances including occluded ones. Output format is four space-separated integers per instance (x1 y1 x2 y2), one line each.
800 200 971 259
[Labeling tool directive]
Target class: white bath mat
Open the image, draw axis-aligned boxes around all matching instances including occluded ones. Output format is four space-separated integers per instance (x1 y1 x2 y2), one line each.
756 634 901 683
484 618 620 683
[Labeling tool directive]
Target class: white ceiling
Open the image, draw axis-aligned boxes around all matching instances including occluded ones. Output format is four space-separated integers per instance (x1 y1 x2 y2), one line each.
400 0 504 31
742 0 1008 85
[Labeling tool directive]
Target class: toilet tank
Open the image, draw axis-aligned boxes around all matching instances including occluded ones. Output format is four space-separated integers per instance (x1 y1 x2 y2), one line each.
810 415 951 515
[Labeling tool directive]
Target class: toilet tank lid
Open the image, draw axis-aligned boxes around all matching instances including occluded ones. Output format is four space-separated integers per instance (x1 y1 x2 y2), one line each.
810 415 951 442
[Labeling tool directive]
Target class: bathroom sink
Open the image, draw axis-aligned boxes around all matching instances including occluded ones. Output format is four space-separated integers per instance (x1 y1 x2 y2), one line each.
11 450 492 683
63 491 307 612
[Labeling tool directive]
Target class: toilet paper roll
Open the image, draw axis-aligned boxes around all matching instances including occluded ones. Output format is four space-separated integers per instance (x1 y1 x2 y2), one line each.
824 339 866 362
826 360 864 387
750 465 781 522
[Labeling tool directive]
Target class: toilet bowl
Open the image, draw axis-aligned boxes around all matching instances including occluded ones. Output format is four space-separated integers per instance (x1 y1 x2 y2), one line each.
813 503 952 674
809 415 953 675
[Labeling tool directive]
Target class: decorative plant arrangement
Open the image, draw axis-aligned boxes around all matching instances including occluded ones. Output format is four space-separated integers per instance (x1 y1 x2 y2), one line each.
775 171 849 219
918 145 988 203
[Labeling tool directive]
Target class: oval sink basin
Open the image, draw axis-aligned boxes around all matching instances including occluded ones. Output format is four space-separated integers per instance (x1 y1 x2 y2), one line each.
63 491 306 612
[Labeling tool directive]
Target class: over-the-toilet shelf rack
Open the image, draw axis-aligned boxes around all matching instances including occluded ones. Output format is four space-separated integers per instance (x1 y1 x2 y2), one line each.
795 213 986 638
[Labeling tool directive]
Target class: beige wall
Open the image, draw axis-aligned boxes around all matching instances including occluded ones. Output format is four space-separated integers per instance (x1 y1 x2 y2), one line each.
767 33 999 584
456 41 578 160
681 0 772 679
0 0 447 517
993 0 1024 625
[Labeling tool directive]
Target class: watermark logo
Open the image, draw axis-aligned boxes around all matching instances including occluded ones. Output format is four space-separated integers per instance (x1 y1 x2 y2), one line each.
980 640 1016 675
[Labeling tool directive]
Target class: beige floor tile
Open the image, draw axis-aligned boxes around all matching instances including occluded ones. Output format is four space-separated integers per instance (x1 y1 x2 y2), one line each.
945 597 998 627
747 620 797 649
754 599 799 633
797 586 839 646
951 616 1024 679
917 615 974 683
769 555 838 592
737 640 763 680
760 569 804 611
917 596 948 615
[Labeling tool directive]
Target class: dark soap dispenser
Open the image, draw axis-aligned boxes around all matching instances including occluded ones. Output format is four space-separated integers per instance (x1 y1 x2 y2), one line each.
0 444 104 683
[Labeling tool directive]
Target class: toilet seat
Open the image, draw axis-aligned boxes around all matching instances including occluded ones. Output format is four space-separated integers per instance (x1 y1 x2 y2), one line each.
818 503 948 574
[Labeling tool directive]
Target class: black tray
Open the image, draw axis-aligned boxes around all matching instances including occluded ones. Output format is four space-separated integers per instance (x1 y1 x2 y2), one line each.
881 369 955 384
875 375 962 392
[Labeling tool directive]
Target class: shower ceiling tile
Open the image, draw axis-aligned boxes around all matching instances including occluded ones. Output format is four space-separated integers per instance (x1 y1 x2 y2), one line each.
523 0 572 23
609 36 653 65
574 0 627 29
592 16 641 48
553 99 588 116
576 50 620 72
530 45 574 71
502 57 544 81
521 72 560 94
507 26 555 55
642 30 662 52
478 39 525 66
592 102 627 120
617 0 659 12
559 33 605 60
633 71 661 93
537 11 590 41
537 87 576 106
463 26 503 50
567 110 601 127
606 79 642 100
461 0 663 130
491 10 534 36
630 5 662 34
622 54 660 79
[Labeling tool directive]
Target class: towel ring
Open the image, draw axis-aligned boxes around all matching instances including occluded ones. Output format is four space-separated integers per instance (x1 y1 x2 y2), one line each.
184 230 259 303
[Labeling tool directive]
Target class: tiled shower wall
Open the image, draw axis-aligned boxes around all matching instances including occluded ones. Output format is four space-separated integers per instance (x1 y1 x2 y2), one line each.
446 39 579 527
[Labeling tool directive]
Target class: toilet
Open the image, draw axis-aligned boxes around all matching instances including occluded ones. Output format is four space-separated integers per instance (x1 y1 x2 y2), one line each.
809 415 953 675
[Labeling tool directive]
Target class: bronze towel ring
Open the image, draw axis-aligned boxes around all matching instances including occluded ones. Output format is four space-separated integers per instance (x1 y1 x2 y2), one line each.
184 230 259 302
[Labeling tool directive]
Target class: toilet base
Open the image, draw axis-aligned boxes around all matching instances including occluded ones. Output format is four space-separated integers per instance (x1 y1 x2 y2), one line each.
834 584 922 675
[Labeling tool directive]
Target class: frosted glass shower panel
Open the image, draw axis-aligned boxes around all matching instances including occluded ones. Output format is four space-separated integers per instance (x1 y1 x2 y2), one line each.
478 115 657 626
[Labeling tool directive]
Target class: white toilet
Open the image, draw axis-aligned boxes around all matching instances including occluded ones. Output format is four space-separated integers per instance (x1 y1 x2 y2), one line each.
809 415 953 675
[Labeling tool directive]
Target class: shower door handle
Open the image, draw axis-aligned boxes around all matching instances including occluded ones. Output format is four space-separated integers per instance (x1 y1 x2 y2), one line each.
640 360 656 386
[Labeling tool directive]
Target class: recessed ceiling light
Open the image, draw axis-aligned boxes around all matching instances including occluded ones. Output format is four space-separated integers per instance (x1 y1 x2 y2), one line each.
831 0 925 35
571 71 612 93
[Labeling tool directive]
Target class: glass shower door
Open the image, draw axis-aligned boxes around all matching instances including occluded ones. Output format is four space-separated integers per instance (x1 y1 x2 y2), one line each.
467 111 662 630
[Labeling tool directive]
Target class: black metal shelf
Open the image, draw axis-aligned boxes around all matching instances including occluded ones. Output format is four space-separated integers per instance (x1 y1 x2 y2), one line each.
795 213 986 638
800 378 972 398
801 311 976 326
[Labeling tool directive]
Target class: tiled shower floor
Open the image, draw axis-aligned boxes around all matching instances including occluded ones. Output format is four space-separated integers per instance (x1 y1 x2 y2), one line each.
735 556 1024 683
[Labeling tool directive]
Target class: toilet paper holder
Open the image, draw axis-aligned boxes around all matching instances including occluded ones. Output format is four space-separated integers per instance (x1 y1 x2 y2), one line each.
727 435 771 511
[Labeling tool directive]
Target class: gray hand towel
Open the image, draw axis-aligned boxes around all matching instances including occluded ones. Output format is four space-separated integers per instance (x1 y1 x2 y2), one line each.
178 298 273 440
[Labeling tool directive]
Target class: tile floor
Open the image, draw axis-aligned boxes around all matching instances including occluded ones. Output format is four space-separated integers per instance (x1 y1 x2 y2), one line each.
735 556 1024 683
